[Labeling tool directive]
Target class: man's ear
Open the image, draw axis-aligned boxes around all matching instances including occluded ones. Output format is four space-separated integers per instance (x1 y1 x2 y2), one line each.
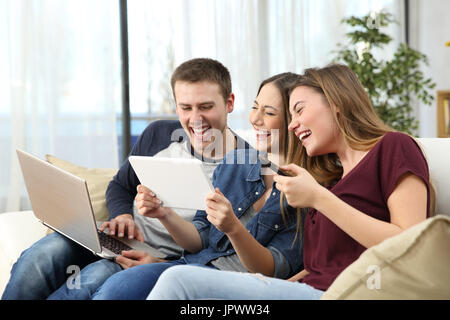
226 93 235 113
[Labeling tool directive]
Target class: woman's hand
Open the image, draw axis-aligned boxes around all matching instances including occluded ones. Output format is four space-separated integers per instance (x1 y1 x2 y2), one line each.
205 188 241 235
273 163 326 209
135 184 170 219
287 269 310 282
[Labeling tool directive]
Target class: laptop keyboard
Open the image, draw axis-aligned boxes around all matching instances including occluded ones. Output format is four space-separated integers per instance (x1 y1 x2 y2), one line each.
97 231 132 255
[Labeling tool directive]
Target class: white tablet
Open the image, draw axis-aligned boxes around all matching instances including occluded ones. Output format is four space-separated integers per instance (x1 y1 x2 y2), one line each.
129 156 214 211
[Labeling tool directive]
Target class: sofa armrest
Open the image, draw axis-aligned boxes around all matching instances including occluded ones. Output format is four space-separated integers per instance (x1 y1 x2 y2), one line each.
0 211 48 296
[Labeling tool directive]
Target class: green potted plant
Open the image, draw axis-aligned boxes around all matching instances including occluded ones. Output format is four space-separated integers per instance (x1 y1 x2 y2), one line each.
333 12 435 135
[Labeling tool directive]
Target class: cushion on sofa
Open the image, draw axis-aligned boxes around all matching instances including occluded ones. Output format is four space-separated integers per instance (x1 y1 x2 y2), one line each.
45 155 118 224
321 215 450 300
417 138 450 217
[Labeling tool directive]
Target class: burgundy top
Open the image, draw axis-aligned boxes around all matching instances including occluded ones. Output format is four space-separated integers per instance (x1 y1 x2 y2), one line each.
300 132 430 291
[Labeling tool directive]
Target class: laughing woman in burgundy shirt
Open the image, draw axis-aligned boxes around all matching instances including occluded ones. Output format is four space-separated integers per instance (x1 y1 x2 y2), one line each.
147 64 435 300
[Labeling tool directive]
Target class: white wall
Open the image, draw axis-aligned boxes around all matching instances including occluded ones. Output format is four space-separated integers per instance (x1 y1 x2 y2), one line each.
410 0 450 137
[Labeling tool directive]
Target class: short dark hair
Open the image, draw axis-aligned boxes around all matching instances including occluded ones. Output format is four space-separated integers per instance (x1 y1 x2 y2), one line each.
170 58 232 102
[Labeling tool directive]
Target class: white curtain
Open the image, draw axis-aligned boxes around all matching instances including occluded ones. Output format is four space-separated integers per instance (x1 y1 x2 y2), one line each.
0 0 120 213
127 0 404 131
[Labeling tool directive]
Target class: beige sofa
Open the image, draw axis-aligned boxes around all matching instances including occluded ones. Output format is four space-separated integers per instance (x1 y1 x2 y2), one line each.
1 137 449 299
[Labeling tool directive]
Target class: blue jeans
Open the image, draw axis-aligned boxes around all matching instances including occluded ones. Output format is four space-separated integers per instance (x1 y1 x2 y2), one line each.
148 265 324 300
91 259 214 300
1 232 122 300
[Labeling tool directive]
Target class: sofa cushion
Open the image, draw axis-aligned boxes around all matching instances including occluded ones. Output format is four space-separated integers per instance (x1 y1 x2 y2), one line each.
417 138 450 217
321 215 450 299
45 155 118 224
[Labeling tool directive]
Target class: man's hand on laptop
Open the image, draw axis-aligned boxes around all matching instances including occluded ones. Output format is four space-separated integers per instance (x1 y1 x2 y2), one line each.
115 250 165 269
99 214 145 242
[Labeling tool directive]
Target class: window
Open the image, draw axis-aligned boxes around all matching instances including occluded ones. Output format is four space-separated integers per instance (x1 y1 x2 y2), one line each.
125 0 403 139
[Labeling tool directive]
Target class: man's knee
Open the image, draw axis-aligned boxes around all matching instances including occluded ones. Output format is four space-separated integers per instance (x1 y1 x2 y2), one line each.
28 233 74 257
10 233 88 287
80 259 122 284
13 233 64 270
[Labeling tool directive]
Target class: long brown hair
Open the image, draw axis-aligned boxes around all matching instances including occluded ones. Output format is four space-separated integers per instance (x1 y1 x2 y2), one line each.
287 64 436 224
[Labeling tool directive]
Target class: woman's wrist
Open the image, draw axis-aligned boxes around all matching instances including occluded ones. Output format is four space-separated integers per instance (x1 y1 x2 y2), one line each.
224 218 246 238
311 185 332 211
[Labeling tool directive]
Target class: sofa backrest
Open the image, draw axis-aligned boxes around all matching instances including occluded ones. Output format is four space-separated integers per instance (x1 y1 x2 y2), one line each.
417 138 450 217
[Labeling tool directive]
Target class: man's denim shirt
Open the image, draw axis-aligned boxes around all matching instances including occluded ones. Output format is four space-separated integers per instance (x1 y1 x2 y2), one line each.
184 149 303 278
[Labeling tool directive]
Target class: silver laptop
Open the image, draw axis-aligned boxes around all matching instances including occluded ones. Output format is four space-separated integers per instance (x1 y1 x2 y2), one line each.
16 149 165 260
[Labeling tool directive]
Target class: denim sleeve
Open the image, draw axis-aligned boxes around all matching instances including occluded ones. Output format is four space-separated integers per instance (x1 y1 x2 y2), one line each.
259 216 303 278
192 210 210 250
267 246 291 279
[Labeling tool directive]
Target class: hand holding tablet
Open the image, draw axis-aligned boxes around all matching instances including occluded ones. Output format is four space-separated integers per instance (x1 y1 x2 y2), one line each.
129 156 214 211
